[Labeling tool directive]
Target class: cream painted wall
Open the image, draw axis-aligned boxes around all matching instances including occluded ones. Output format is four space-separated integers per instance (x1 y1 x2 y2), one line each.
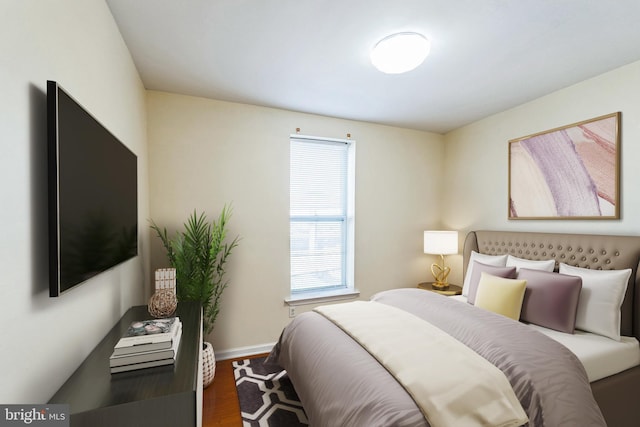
0 1 148 402
146 91 444 353
442 60 640 285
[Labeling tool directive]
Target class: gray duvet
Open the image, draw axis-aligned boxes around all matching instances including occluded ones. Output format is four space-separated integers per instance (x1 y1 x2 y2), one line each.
268 289 606 427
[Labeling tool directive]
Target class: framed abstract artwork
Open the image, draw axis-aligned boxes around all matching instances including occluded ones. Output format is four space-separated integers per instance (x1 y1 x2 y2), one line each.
508 112 620 219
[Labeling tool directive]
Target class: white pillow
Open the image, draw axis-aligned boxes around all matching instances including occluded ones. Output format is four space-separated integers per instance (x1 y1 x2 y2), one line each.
559 263 631 341
462 251 508 296
506 255 555 273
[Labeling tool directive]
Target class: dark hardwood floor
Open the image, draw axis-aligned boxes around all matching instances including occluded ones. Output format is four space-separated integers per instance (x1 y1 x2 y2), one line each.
203 354 267 426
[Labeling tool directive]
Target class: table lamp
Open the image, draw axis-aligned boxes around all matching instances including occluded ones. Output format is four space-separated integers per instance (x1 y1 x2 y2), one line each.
423 230 458 290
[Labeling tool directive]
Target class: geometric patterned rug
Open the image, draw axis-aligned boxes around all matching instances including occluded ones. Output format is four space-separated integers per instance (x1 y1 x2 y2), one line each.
233 357 309 426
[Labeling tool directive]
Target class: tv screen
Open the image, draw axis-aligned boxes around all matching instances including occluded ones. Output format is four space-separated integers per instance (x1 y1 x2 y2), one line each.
47 80 138 297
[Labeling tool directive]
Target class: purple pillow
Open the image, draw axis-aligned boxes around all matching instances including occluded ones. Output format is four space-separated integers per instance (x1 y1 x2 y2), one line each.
518 268 582 333
467 261 517 304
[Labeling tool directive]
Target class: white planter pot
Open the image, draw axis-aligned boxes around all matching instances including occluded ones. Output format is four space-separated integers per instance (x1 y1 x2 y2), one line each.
202 341 216 388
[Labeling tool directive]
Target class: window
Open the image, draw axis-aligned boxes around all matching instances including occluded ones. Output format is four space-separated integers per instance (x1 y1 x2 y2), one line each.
289 135 355 301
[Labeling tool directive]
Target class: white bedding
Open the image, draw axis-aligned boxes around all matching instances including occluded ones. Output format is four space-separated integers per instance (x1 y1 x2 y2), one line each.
449 295 640 382
527 324 640 382
315 301 528 427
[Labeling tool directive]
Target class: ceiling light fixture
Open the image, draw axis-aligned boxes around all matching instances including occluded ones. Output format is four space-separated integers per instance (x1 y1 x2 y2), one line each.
370 32 431 74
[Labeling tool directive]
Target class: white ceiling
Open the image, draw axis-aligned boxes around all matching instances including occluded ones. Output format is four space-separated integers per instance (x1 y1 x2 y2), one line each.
106 0 640 134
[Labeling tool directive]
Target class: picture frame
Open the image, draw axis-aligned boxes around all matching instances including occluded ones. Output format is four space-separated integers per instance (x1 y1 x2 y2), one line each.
508 112 620 220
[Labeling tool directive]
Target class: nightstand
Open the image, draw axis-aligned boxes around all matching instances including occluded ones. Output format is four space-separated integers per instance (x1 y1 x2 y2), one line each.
418 282 462 296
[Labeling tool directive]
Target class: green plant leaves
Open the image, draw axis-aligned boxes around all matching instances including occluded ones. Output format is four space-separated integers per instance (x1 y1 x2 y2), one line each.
150 205 239 335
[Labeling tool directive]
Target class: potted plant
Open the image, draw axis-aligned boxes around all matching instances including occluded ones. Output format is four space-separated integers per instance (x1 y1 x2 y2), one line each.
150 205 239 387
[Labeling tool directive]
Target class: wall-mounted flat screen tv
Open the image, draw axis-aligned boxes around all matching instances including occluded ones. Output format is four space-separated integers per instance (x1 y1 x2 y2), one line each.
47 80 138 297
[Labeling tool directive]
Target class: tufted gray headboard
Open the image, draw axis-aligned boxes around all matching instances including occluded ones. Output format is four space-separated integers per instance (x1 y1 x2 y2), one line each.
463 230 640 340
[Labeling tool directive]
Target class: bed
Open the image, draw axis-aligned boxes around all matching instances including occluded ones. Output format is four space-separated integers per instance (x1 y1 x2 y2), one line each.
268 230 640 426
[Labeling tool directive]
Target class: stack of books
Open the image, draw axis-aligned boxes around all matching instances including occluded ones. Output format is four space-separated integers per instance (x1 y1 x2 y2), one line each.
110 317 182 374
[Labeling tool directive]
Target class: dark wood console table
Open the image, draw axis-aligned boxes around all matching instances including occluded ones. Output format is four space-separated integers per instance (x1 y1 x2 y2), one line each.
49 302 203 427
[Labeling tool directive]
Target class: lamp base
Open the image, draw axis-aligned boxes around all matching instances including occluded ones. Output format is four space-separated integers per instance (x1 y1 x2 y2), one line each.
431 281 450 290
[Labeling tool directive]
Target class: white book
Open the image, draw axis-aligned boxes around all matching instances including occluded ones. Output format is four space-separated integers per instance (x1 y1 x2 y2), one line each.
110 324 182 367
114 317 181 348
110 357 175 374
111 339 173 356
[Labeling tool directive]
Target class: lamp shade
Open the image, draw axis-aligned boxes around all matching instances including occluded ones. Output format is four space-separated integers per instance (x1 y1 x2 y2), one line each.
424 230 458 255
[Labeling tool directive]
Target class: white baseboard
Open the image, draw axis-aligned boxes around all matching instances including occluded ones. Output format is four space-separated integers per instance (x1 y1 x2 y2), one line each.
215 342 277 361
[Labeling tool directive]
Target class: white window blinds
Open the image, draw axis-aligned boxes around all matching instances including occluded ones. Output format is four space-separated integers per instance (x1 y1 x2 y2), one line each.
290 136 352 294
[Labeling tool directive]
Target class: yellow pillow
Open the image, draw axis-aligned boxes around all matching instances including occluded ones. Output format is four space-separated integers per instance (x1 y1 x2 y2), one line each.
474 272 527 320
